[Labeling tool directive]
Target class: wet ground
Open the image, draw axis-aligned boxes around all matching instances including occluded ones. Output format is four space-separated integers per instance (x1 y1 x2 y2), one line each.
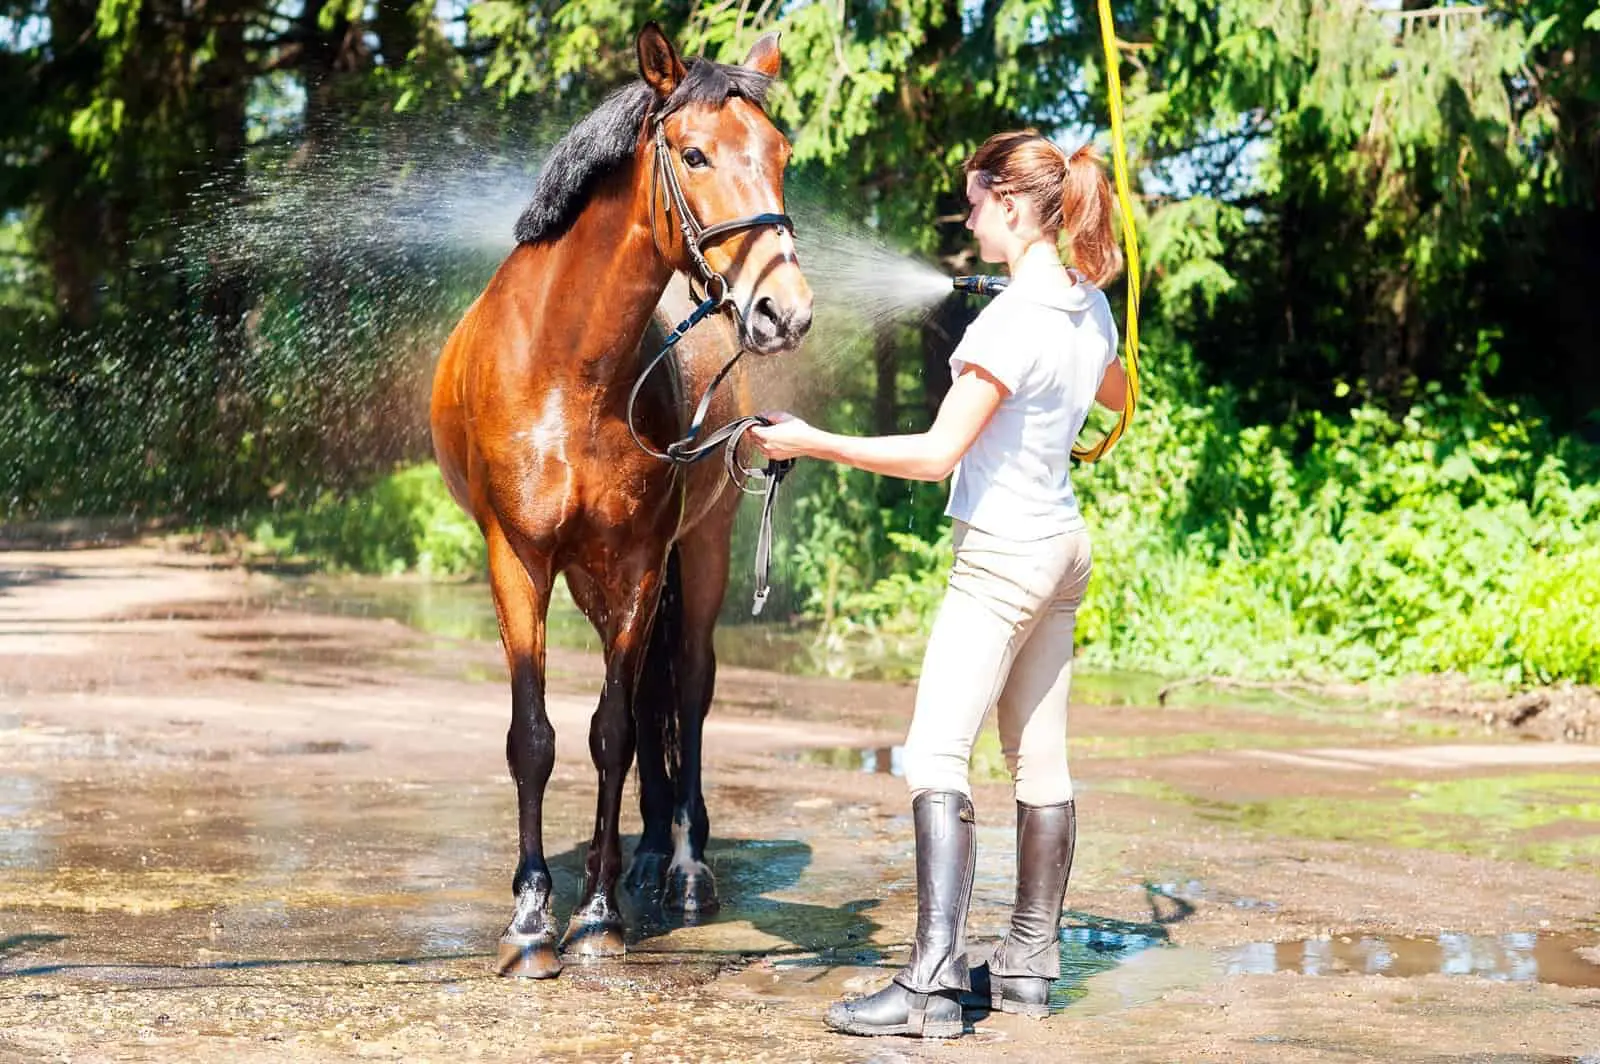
1 543 1598 1063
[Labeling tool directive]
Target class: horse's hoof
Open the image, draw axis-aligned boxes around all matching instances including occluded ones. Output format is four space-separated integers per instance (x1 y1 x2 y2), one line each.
560 916 627 959
624 850 670 898
496 935 562 979
664 864 720 919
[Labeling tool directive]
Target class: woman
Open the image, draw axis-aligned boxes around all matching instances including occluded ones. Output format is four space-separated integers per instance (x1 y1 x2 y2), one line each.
750 130 1127 1039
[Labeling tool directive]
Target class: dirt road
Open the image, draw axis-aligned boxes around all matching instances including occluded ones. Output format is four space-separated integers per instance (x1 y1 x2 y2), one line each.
1 543 1597 1062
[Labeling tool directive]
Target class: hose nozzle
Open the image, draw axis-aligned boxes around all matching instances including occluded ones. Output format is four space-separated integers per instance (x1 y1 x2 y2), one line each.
952 275 1009 297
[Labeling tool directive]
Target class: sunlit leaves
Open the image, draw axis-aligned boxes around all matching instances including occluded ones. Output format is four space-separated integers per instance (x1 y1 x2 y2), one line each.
1143 195 1245 311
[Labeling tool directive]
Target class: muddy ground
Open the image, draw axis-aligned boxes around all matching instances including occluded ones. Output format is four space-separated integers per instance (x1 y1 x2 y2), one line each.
1 542 1597 1063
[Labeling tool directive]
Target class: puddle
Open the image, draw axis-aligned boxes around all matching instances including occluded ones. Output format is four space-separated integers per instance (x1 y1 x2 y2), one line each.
258 576 826 676
1134 773 1600 873
792 745 905 776
735 914 1179 1019
1050 920 1170 1009
628 837 886 960
1144 878 1279 913
1227 931 1600 987
0 774 52 870
788 730 1332 778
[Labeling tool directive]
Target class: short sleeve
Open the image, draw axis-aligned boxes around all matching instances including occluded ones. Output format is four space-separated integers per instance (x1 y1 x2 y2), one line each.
1094 290 1119 371
947 303 1027 393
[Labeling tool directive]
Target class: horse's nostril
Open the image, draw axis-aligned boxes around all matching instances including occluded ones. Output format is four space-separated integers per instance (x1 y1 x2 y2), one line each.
790 302 814 338
748 295 810 346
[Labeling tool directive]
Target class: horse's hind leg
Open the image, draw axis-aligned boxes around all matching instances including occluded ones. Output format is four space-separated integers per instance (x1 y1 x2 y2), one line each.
560 555 664 958
484 521 561 979
661 519 732 916
625 548 683 902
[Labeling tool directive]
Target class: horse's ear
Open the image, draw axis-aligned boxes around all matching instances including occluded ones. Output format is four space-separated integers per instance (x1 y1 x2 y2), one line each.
637 22 686 96
743 32 782 78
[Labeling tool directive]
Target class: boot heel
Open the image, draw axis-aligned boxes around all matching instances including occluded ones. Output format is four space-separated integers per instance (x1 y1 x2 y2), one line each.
992 974 1051 1018
917 1017 965 1038
909 999 964 1039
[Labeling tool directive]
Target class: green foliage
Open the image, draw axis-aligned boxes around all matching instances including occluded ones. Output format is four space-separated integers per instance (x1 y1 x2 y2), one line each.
248 465 484 576
0 228 488 520
1131 0 1600 423
1427 545 1600 686
792 352 1600 687
4 0 1600 696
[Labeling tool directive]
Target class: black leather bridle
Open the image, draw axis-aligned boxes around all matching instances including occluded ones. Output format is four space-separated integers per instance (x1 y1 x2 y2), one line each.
626 114 798 616
648 118 794 312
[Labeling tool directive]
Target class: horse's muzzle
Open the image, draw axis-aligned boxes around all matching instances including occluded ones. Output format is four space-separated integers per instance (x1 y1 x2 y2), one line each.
743 295 814 355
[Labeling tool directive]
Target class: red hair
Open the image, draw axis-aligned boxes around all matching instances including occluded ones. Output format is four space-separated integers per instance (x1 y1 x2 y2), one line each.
965 131 1122 287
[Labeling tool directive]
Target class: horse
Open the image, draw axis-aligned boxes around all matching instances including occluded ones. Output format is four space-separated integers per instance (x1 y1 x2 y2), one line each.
429 23 813 979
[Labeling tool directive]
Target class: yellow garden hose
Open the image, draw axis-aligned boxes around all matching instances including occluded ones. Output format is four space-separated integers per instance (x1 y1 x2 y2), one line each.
1072 0 1142 463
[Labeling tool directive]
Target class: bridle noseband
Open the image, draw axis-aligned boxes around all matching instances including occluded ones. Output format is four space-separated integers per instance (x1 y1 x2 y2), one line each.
627 113 799 616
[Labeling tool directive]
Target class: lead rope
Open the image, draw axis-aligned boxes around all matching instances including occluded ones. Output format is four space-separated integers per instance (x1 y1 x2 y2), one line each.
627 293 793 616
1072 0 1143 463
748 450 791 616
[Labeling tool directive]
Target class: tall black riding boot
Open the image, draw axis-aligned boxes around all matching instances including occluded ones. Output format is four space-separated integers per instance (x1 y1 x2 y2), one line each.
825 790 976 1039
985 800 1075 1017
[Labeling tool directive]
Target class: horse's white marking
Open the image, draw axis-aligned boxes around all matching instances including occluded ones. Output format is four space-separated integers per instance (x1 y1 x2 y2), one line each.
667 811 712 879
742 125 797 265
719 115 799 317
522 387 573 514
528 387 567 455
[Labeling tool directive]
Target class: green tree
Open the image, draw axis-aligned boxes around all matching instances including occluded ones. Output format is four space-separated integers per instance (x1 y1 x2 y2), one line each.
1127 0 1600 422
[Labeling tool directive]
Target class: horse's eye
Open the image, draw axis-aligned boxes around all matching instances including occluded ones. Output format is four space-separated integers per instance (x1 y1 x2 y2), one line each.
682 147 709 169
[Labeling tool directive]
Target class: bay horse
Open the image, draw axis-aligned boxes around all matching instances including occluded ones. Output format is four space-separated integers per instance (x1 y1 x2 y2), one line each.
429 23 813 979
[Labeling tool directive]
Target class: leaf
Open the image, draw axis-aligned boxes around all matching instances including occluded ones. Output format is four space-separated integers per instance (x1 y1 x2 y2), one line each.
1527 13 1561 49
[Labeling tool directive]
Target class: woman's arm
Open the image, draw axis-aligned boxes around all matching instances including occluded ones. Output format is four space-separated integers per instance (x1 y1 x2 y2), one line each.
1096 356 1127 412
749 366 1007 481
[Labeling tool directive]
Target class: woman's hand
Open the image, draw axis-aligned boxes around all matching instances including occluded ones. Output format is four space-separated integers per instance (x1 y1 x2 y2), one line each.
748 413 817 461
744 367 1004 480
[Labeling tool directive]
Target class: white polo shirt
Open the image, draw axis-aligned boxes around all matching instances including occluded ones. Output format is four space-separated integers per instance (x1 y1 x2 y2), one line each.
945 265 1119 540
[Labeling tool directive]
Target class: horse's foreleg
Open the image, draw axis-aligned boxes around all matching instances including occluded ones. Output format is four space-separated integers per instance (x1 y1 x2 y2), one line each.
485 522 560 979
662 522 732 917
561 557 663 958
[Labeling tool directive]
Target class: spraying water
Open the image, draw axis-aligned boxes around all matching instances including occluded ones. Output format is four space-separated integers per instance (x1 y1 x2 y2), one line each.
1 108 964 522
788 204 954 371
793 210 953 321
179 141 535 265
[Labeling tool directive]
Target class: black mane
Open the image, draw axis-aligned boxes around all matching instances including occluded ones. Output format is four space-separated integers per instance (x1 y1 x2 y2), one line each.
514 59 774 246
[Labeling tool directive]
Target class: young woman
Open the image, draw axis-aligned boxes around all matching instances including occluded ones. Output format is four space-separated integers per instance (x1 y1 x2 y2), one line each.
749 130 1127 1039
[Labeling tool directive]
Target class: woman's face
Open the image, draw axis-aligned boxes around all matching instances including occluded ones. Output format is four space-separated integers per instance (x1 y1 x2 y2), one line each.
964 171 1012 265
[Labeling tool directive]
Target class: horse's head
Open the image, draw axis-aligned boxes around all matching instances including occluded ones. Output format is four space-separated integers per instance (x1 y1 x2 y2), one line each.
638 24 813 357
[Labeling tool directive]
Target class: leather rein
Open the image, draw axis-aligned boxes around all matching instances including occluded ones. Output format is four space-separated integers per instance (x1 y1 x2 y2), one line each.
625 116 797 616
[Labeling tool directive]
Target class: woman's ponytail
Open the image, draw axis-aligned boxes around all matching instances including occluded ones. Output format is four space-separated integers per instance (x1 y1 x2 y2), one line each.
966 131 1124 287
1060 145 1122 288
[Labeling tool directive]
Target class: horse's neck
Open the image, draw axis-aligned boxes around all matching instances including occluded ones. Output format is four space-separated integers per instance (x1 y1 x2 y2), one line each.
507 157 742 413
557 167 744 407
529 160 672 382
